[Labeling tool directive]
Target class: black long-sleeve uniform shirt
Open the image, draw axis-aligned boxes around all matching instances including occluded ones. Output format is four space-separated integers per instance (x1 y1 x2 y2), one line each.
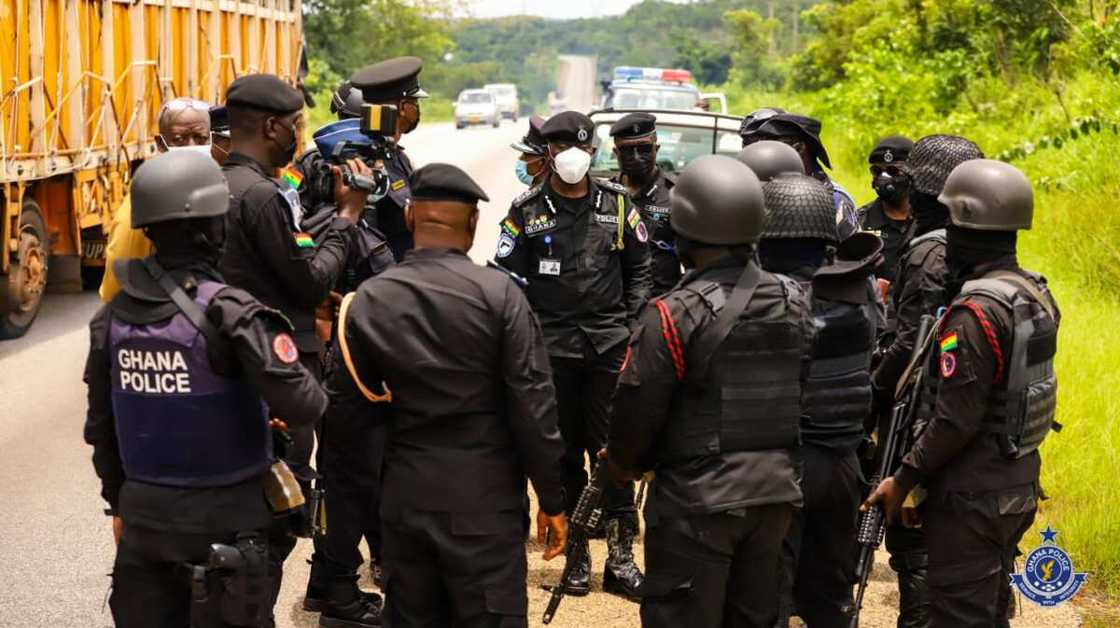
220 152 355 353
83 267 327 533
896 263 1057 500
495 177 653 359
331 248 567 517
611 169 680 295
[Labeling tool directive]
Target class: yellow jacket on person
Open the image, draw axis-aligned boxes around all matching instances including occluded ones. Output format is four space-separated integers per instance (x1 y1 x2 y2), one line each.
98 194 154 303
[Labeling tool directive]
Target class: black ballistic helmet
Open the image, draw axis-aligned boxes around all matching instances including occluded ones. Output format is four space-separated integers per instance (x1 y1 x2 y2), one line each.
670 155 765 246
330 81 365 119
130 151 229 228
906 134 984 196
761 174 838 242
736 140 805 182
940 159 1033 231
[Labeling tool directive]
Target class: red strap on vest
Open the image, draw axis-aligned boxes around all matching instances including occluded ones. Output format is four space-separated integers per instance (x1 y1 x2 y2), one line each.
656 299 686 382
951 299 1006 384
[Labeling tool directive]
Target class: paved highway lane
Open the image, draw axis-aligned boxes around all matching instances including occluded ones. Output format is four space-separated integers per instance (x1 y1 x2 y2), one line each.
0 119 1081 627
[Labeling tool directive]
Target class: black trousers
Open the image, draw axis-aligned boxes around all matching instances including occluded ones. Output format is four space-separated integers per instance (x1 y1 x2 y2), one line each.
777 445 862 628
382 508 528 628
550 342 635 518
885 522 931 628
924 485 1037 628
640 503 794 628
319 423 387 576
111 524 267 628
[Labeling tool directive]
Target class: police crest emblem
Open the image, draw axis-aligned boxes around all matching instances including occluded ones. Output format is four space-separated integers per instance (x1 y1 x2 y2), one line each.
1011 526 1087 607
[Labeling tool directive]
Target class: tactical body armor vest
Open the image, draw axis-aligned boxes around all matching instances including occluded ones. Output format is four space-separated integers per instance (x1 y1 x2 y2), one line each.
110 281 271 487
802 290 876 449
656 272 807 462
957 270 1059 459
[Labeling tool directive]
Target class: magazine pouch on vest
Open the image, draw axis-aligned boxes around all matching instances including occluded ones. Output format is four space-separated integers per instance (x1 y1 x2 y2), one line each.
658 263 805 462
959 270 1059 459
109 260 271 487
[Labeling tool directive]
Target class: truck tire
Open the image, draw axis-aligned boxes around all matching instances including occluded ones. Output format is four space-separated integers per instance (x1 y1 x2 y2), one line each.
0 201 49 339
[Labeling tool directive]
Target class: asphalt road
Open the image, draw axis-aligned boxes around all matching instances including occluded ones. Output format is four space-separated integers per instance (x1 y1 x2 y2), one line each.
0 118 1082 626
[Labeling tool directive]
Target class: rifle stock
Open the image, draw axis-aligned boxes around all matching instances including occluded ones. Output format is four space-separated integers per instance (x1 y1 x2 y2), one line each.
850 314 935 628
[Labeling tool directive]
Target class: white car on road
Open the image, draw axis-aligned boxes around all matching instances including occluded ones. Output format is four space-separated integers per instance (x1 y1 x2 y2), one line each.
484 83 520 121
455 89 501 129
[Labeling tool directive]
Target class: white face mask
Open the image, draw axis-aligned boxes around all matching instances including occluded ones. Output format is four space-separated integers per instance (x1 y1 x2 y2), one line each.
551 147 591 185
167 144 213 158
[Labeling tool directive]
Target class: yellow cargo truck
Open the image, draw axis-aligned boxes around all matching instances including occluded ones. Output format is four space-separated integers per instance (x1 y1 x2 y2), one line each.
0 0 304 338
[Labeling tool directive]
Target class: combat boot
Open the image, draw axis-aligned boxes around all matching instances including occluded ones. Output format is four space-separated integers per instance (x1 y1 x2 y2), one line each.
305 560 382 613
891 551 932 628
564 539 592 596
603 515 643 601
318 577 383 627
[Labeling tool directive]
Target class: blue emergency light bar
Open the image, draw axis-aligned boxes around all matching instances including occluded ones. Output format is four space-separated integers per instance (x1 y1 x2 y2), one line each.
613 66 694 84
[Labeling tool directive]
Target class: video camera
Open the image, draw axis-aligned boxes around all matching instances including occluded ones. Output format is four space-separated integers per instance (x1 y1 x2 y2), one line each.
306 103 399 202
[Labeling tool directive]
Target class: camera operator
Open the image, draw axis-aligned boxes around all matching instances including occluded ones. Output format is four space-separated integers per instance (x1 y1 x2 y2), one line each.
349 56 429 261
217 74 370 624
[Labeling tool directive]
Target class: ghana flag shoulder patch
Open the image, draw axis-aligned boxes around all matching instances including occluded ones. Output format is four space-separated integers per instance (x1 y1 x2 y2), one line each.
502 217 521 237
294 232 315 249
940 331 959 353
281 167 303 189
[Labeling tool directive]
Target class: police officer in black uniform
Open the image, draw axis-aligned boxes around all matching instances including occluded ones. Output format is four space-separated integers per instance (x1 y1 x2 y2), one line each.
609 112 680 295
84 151 328 628
219 72 369 615
741 112 860 240
607 155 810 628
753 172 882 627
870 134 984 628
328 163 569 627
512 115 549 187
349 56 429 261
866 159 1058 627
857 135 915 288
495 111 651 599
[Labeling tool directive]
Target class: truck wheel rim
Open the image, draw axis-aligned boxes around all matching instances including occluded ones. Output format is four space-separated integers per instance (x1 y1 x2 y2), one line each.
16 225 46 314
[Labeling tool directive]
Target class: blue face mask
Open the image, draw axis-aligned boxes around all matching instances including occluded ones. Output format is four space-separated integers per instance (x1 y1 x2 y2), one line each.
515 159 535 186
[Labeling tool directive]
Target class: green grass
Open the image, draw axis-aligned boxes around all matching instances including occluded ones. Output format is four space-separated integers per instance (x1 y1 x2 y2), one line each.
723 76 1120 604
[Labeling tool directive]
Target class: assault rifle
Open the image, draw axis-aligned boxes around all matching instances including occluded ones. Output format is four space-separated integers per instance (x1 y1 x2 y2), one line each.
850 314 936 628
542 463 608 624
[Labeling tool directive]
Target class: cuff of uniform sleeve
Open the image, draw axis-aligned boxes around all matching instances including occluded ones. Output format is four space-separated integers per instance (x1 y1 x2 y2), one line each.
895 464 922 494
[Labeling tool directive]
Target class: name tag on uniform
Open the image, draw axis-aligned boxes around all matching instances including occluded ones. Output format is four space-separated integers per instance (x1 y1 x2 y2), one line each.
594 213 619 225
539 258 561 276
390 179 406 191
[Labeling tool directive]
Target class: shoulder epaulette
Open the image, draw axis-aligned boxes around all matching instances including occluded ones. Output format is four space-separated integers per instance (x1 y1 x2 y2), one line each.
512 184 543 207
595 178 628 195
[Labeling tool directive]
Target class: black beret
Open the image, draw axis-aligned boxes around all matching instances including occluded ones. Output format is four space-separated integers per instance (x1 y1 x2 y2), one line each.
869 135 914 164
610 112 657 139
541 111 595 145
351 57 427 103
224 74 303 114
409 163 490 204
754 113 832 169
208 106 229 137
511 115 547 155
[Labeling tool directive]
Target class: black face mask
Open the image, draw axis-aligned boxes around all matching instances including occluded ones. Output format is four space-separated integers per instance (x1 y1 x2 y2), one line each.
873 173 910 203
616 144 656 181
909 190 949 235
273 119 299 165
944 226 1017 295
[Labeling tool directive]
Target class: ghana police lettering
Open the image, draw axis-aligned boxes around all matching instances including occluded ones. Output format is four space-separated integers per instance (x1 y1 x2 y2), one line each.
116 348 192 393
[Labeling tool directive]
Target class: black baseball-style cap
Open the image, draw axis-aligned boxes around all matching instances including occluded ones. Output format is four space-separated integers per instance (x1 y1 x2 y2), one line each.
610 112 657 140
541 111 595 145
224 74 304 114
351 57 429 104
409 163 490 204
511 115 547 155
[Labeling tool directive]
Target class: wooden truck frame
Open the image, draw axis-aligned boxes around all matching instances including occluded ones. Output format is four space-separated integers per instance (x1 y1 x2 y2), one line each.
0 0 304 338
